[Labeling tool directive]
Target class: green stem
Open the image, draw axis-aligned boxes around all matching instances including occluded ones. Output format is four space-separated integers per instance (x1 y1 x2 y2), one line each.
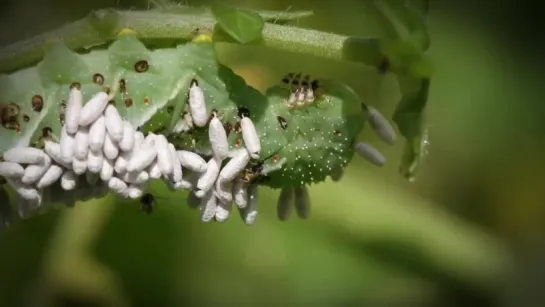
0 9 378 73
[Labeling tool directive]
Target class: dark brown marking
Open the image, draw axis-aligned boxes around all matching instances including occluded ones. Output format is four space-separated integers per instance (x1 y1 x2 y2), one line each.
42 127 52 138
125 98 133 108
223 122 232 137
277 116 288 129
119 79 127 93
134 60 149 73
1 103 21 132
31 95 44 112
23 114 30 122
59 101 67 125
69 82 81 90
92 73 105 85
234 122 241 133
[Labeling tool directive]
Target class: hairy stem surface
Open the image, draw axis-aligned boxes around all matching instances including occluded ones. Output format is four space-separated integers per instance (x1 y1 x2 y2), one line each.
0 9 374 73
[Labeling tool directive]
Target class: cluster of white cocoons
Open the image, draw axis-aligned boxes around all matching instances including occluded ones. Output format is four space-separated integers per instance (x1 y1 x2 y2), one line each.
0 83 263 224
0 80 398 225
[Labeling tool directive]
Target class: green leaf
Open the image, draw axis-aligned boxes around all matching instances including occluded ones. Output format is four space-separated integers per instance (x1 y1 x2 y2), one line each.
399 126 429 181
392 76 431 180
211 5 265 44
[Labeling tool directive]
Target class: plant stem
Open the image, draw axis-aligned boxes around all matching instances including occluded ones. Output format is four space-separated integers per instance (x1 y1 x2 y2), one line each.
0 9 375 73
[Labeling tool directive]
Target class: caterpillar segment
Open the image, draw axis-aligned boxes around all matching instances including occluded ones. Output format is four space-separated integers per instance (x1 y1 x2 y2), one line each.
0 34 397 225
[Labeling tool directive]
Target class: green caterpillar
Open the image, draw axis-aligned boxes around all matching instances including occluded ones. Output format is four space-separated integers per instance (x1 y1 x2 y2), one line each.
0 32 370 193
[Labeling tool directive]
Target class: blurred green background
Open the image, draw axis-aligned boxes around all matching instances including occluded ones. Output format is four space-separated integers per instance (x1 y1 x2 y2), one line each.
1 0 545 306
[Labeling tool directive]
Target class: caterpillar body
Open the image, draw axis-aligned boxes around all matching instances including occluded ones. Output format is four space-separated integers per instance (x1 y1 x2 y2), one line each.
0 32 395 224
